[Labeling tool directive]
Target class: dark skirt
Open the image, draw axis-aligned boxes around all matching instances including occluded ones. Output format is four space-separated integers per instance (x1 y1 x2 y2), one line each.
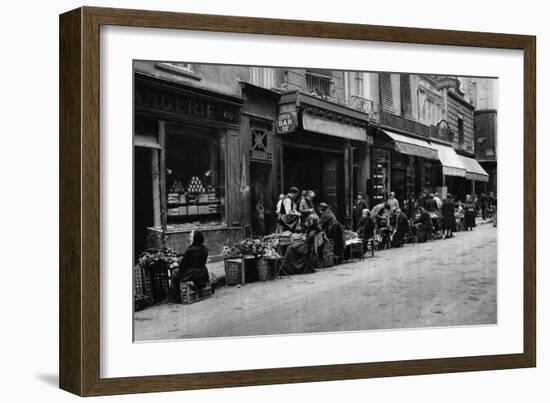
464 209 476 229
281 241 315 275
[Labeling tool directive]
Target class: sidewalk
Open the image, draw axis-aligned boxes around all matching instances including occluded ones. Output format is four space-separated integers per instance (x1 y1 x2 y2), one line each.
208 216 494 288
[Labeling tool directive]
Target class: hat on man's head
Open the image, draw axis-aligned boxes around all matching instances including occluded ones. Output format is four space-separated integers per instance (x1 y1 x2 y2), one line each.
289 186 299 194
318 202 329 211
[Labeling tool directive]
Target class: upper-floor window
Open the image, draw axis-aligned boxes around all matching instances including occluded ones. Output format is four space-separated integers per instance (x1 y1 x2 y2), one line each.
155 62 199 80
400 74 412 117
417 88 442 126
379 73 394 109
250 67 276 90
306 70 333 98
351 72 364 97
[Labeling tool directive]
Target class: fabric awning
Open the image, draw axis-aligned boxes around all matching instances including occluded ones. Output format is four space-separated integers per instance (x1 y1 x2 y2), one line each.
380 130 438 160
431 143 466 177
458 155 490 182
134 133 161 149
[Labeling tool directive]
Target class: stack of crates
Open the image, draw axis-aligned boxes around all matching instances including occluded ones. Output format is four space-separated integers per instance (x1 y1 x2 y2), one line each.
179 281 213 304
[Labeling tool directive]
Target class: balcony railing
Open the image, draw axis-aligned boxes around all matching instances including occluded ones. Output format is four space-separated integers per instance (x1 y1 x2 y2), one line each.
350 95 374 116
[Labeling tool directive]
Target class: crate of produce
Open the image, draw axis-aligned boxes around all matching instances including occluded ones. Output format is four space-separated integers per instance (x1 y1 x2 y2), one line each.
168 192 180 202
187 205 199 215
133 264 144 296
179 206 188 216
167 207 180 216
179 281 213 304
257 257 280 281
224 258 244 286
179 193 187 203
149 268 170 303
198 193 209 203
198 205 210 215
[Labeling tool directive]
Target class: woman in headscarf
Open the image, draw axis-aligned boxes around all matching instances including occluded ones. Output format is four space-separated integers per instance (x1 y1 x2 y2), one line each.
463 194 476 231
281 214 323 275
319 203 345 264
171 230 210 300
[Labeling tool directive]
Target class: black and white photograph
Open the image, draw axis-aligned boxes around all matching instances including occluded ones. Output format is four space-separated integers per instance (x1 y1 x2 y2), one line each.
132 61 498 341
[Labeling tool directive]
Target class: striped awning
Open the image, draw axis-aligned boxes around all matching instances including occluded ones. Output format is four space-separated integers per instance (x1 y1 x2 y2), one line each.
380 130 438 160
458 155 490 182
431 143 466 177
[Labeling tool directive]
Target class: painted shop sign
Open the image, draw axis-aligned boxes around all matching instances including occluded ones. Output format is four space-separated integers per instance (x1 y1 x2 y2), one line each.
276 112 297 134
135 83 241 125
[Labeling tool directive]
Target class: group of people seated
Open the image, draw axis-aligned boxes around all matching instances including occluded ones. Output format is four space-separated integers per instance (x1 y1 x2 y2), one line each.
356 190 483 251
277 187 347 275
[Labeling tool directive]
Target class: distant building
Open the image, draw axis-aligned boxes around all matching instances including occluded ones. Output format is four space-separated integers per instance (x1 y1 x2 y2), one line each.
461 77 498 194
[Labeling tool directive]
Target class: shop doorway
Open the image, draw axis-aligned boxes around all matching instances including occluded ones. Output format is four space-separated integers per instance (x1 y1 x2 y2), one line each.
134 147 154 263
250 162 274 236
283 146 345 221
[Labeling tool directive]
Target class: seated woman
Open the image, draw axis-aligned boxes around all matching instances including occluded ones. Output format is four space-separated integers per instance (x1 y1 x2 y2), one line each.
170 230 210 301
414 207 433 242
281 214 322 275
375 204 392 249
391 207 410 247
357 208 375 249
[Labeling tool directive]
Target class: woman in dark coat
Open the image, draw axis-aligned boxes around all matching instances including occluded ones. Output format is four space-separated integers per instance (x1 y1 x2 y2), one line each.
319 203 345 264
391 207 410 247
463 194 476 231
414 207 433 242
281 214 322 275
171 230 210 298
441 194 456 238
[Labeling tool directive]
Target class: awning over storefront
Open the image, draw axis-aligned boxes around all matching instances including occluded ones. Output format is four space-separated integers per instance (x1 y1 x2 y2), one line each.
134 133 161 149
431 143 466 177
302 113 367 142
380 129 438 160
458 155 490 182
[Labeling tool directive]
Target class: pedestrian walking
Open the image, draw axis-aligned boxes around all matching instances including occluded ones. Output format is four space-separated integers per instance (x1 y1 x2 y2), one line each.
463 194 476 231
319 202 345 264
441 193 455 238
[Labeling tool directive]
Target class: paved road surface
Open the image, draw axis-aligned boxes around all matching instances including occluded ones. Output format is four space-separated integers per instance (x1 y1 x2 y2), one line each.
135 223 497 341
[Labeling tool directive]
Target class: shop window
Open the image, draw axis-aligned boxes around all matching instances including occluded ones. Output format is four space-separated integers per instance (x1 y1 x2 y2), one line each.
165 125 225 228
306 70 333 97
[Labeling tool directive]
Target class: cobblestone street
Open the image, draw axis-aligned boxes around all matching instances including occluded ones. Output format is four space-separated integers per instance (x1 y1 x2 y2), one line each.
135 222 497 341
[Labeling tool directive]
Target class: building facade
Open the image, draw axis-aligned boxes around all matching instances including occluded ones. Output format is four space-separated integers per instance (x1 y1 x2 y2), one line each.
133 62 489 260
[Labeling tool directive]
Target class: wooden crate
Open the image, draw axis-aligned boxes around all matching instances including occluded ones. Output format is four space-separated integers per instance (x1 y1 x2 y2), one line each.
180 281 213 305
224 258 245 286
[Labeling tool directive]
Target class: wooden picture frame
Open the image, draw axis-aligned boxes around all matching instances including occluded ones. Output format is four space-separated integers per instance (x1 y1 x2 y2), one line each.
59 6 536 396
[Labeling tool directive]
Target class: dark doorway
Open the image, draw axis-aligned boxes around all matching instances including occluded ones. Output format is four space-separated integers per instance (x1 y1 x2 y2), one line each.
283 146 345 221
250 162 273 236
134 147 154 264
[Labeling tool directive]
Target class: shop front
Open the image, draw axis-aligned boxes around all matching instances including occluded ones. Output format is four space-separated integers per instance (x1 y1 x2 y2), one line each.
430 142 468 200
277 91 371 226
134 74 245 260
371 128 439 204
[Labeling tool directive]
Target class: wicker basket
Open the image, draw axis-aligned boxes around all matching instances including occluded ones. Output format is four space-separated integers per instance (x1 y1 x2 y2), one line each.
257 258 279 281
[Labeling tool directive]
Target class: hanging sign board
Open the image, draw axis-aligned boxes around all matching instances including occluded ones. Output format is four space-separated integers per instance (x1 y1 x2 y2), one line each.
276 112 297 134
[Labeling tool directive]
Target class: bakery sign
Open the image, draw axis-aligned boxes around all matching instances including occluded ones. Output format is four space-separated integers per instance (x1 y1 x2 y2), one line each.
276 112 297 134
